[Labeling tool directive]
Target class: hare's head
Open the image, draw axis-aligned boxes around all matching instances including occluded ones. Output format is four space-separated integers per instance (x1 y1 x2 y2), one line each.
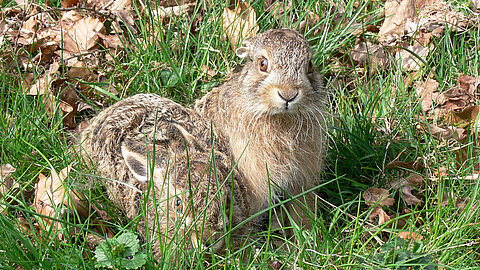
235 28 323 115
121 140 230 252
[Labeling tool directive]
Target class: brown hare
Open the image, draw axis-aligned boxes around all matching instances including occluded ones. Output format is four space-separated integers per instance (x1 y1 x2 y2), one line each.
77 94 248 257
195 29 328 232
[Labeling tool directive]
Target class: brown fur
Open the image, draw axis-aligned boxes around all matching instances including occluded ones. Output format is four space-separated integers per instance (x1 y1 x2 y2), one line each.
76 94 248 257
195 29 328 229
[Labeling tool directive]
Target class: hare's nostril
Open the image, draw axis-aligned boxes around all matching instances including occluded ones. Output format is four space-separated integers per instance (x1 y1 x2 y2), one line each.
278 90 299 103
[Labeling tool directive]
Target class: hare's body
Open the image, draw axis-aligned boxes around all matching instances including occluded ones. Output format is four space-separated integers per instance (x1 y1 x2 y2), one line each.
195 29 327 228
78 94 247 257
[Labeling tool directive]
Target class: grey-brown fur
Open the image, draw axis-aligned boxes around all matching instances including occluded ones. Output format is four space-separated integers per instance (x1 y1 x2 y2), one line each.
195 29 328 230
77 94 248 257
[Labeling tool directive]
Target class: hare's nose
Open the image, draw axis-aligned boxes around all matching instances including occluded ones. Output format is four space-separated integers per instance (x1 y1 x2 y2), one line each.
278 89 299 103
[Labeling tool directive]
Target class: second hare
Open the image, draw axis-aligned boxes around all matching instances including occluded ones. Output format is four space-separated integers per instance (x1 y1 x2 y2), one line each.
195 29 328 231
78 94 248 258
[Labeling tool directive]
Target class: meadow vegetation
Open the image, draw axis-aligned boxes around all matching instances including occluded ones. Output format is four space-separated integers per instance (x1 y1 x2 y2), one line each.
1 0 480 268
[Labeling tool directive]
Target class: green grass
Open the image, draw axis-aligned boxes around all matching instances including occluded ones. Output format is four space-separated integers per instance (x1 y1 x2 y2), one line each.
1 0 480 268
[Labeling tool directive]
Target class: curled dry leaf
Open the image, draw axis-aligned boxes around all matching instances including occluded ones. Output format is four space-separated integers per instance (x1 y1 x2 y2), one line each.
415 78 439 112
151 3 196 22
387 173 424 205
0 164 18 214
34 165 88 235
363 187 396 207
379 0 415 37
398 231 424 241
351 41 391 70
369 206 392 225
222 2 259 48
386 160 425 171
397 43 432 72
59 13 105 54
426 124 466 142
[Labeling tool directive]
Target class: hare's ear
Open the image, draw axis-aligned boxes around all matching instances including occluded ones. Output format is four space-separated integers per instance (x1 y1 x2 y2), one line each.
121 142 149 182
236 39 253 59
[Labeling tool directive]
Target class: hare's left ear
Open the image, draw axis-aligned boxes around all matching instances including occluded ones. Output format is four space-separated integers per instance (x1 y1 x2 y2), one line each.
121 141 149 182
236 39 253 59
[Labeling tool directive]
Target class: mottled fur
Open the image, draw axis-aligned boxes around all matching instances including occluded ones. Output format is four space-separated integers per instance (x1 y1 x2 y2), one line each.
77 94 248 257
195 29 328 229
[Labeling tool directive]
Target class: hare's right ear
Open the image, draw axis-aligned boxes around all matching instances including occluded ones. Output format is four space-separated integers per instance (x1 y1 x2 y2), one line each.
121 142 149 182
236 39 253 59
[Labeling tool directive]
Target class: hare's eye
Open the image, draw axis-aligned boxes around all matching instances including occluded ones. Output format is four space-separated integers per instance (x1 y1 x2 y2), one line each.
175 197 183 212
307 60 314 74
259 57 268 72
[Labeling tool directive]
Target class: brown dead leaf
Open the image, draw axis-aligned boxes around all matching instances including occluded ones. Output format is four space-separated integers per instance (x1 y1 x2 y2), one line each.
351 41 391 70
398 43 432 71
151 2 195 22
222 2 259 48
427 124 467 142
379 0 415 37
0 164 17 214
60 14 105 54
61 0 81 8
398 231 424 241
34 165 89 236
27 61 60 96
415 78 439 112
386 160 425 171
387 173 424 205
363 187 396 207
369 206 392 225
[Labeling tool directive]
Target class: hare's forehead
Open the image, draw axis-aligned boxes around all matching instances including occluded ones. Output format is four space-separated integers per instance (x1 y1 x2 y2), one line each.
256 40 312 65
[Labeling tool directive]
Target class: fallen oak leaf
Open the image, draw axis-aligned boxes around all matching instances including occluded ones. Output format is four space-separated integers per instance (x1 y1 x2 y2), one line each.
387 173 424 205
368 206 392 225
222 2 259 48
363 187 396 207
386 160 425 171
398 231 424 241
33 165 89 237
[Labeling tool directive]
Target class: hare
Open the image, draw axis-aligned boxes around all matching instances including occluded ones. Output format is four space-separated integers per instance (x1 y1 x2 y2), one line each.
195 29 328 232
77 94 248 257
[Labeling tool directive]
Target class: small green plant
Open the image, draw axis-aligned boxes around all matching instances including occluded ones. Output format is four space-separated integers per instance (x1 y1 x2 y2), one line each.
94 232 147 269
360 237 436 269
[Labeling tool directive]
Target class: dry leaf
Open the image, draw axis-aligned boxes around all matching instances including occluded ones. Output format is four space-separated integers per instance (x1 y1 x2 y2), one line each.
427 124 466 141
368 206 392 225
398 231 424 241
351 41 391 70
387 173 424 205
415 78 439 112
34 165 88 236
398 44 431 71
222 2 259 48
379 0 415 37
151 3 195 22
60 15 105 54
363 187 396 207
386 160 424 170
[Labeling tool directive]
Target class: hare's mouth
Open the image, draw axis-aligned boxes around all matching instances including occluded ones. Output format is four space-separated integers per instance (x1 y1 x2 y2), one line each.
190 231 225 252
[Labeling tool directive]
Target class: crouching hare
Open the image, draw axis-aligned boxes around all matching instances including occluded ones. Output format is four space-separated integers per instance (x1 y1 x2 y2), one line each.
195 29 328 232
77 94 248 257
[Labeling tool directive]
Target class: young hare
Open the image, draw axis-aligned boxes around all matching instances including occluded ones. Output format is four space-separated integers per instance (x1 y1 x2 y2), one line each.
77 94 247 257
195 29 327 231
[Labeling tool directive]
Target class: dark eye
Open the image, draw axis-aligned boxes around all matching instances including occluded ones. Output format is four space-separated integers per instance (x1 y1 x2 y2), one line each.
308 60 314 74
175 197 182 212
259 57 268 72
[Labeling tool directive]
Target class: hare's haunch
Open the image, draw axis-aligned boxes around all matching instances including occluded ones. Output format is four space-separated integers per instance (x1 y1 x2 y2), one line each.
78 94 247 257
195 29 327 228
